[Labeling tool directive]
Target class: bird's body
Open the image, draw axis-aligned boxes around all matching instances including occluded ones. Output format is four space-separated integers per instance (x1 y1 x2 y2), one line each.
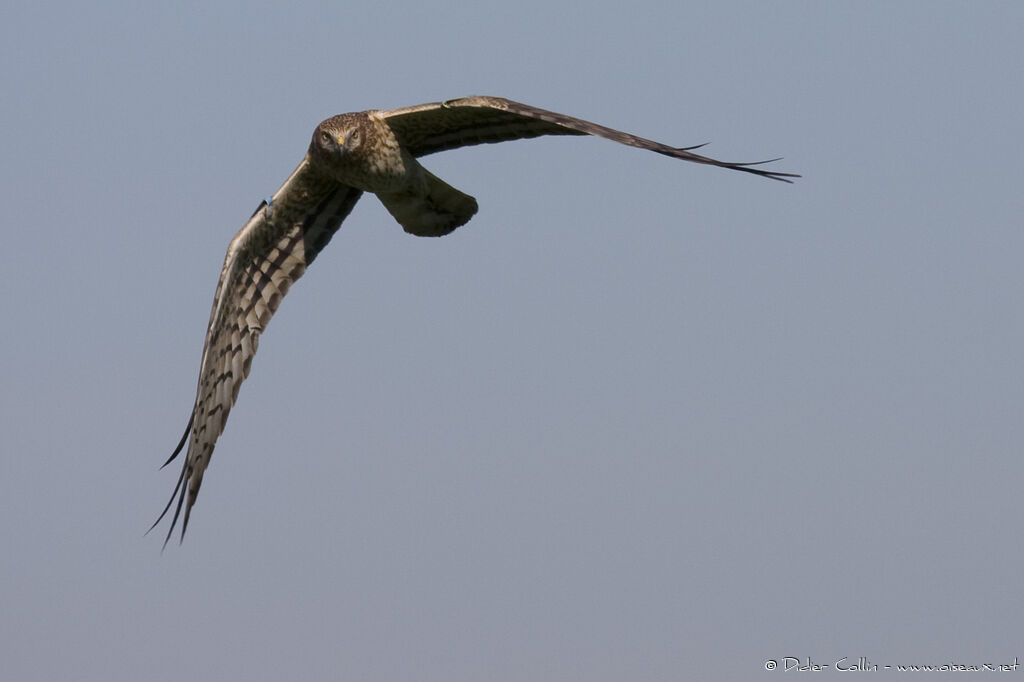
152 96 797 546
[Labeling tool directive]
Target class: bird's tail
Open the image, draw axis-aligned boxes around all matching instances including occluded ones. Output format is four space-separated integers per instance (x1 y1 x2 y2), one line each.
378 168 478 237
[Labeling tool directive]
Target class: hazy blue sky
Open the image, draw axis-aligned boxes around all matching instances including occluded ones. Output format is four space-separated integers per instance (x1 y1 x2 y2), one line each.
3 2 1022 680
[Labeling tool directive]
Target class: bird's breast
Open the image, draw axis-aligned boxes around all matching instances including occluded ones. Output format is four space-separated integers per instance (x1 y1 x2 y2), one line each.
331 133 419 195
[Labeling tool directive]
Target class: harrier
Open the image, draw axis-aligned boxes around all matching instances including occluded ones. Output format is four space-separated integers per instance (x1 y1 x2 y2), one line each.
152 96 798 546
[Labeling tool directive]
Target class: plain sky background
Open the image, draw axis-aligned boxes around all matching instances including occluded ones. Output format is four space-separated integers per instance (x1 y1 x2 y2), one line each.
2 2 1023 680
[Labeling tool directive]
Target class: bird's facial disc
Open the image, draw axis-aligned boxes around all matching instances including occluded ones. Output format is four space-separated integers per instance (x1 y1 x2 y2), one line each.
324 128 360 152
312 124 362 162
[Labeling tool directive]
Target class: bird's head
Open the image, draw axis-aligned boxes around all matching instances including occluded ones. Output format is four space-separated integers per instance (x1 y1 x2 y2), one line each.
309 114 365 165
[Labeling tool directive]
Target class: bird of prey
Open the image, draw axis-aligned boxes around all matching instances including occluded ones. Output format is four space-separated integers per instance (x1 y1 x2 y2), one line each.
151 95 798 546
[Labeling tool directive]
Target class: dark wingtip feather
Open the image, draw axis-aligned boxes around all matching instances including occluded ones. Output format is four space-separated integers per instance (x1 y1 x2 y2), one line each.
148 413 194 550
656 146 799 183
727 156 801 183
146 454 189 550
161 413 194 469
162 469 189 550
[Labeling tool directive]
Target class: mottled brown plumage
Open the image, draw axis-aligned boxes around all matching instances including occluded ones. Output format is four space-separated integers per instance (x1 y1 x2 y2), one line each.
152 96 798 547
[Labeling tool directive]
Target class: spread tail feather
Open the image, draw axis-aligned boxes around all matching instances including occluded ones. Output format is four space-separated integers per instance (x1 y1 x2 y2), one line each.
378 169 478 237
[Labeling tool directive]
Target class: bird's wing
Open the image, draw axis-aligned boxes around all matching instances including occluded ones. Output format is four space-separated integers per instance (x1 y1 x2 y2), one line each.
151 158 363 547
380 96 799 182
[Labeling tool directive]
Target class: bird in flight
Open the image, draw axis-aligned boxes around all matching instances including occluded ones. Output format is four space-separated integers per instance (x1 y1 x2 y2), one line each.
151 96 798 546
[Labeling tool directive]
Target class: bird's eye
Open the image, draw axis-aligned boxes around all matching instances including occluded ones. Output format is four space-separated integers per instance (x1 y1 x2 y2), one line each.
348 129 360 144
320 131 332 145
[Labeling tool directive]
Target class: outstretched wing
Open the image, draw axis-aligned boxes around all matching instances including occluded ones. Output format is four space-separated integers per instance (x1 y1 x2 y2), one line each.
381 96 799 182
151 158 363 547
